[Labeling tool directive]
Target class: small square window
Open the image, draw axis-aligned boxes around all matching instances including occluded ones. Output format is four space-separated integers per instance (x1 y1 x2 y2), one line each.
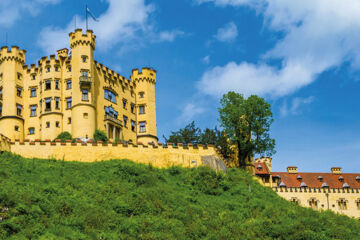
14 126 19 131
82 56 87 63
46 122 50 128
56 121 60 128
83 113 88 119
139 92 144 98
28 128 35 135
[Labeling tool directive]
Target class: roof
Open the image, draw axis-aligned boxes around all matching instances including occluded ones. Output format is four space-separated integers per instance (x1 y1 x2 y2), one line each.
254 162 270 175
270 172 360 189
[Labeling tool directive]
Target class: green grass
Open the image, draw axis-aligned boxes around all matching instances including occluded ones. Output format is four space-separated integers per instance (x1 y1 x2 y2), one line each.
0 152 359 239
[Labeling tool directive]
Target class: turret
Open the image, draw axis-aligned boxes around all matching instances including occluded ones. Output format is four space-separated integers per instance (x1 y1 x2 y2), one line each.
0 46 26 141
131 67 158 144
69 29 97 139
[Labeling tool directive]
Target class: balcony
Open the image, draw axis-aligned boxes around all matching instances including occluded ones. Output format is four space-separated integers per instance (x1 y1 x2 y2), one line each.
104 114 123 126
79 76 92 86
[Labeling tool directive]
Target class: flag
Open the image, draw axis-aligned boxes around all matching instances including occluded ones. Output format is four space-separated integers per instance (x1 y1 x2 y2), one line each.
86 7 99 22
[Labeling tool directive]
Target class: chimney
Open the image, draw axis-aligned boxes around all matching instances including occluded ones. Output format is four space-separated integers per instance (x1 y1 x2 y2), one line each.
331 167 342 174
287 166 298 174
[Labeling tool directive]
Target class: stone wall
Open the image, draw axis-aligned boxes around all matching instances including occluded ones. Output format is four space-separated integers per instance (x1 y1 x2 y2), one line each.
274 187 360 219
0 134 11 152
10 140 224 169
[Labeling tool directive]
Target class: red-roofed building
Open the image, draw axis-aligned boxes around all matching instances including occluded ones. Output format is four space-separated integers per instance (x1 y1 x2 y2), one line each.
254 157 360 219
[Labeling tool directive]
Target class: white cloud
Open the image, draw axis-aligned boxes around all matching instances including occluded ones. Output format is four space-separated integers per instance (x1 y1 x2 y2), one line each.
177 103 205 123
197 0 360 98
38 0 184 54
202 55 210 64
214 22 238 42
0 0 61 27
280 96 314 117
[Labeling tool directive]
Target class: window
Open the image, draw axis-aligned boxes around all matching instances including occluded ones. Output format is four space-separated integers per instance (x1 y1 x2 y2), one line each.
67 66 71 72
131 120 135 131
290 198 299 205
66 80 72 89
82 89 88 101
16 87 22 97
82 71 88 77
47 67 50 72
28 128 35 135
56 121 60 128
83 113 88 119
17 73 21 80
14 126 19 131
356 200 360 210
55 66 59 72
139 122 146 133
68 117 71 124
309 198 318 209
30 105 37 117
55 97 60 109
131 103 135 113
16 104 22 116
0 105 2 116
55 80 59 89
338 199 348 210
46 122 50 128
123 115 128 127
66 97 72 109
45 80 51 90
82 56 87 63
45 98 51 112
139 105 145 114
30 88 36 97
105 106 118 118
123 99 127 109
0 87 2 99
104 89 116 103
32 75 35 80
139 92 144 98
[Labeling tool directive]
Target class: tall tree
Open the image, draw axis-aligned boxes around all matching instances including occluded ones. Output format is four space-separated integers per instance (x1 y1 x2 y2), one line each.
200 127 233 159
164 121 201 144
218 91 275 169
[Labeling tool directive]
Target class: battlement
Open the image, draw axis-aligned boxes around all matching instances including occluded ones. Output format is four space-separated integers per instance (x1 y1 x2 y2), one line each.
57 48 69 59
131 67 156 84
0 46 26 64
69 29 96 50
95 61 134 87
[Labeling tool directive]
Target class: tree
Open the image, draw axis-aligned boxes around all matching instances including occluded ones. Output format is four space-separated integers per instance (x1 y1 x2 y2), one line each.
200 127 233 160
164 121 201 144
94 130 108 142
218 91 275 169
55 132 72 142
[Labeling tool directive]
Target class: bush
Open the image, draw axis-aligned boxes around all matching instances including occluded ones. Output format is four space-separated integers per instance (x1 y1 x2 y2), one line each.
93 130 108 142
55 132 72 142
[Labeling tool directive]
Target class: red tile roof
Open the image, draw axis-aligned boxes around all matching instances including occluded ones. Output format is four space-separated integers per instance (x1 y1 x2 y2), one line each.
271 172 360 189
254 162 270 175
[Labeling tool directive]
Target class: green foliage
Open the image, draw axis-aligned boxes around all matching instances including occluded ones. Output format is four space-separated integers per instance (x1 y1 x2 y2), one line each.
0 152 359 239
200 127 233 159
219 92 276 167
93 129 108 142
164 121 201 144
55 132 72 142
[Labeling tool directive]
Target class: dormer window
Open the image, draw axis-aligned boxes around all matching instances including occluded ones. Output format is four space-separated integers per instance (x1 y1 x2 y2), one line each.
356 176 360 182
300 182 307 188
338 176 344 182
317 176 323 182
257 164 262 170
342 183 350 188
278 181 286 187
297 175 302 180
321 182 329 188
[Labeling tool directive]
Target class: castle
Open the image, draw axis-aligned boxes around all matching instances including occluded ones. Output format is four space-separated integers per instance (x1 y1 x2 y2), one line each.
254 157 360 219
0 29 157 144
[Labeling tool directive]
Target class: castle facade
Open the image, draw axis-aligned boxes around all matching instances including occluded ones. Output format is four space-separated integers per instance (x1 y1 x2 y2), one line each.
0 29 157 144
255 157 360 219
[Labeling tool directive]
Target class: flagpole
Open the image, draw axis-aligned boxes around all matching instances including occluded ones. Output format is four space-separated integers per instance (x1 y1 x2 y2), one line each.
86 4 88 30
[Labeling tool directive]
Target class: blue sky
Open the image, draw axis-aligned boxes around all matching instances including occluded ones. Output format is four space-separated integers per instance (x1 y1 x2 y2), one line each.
2 0 360 173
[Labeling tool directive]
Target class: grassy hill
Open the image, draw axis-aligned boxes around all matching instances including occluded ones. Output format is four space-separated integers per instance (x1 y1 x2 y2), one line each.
0 152 359 239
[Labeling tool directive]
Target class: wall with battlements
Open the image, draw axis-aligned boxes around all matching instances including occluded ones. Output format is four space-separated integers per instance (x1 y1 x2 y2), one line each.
9 140 223 168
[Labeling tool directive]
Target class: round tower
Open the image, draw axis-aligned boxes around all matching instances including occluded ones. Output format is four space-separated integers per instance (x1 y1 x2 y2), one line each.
0 46 26 141
69 29 96 140
131 68 158 144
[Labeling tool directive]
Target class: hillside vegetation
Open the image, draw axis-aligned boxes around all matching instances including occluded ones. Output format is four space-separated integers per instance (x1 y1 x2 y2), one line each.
0 152 359 239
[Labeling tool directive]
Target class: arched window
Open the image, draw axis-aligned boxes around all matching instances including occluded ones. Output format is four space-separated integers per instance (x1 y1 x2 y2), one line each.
290 197 300 205
356 199 360 210
338 199 348 210
308 198 318 209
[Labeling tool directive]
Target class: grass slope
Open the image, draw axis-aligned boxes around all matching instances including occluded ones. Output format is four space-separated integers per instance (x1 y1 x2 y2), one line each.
0 152 359 239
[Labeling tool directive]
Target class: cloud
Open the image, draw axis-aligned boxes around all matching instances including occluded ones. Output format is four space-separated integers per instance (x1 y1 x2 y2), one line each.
197 0 360 98
214 22 238 42
38 0 184 54
0 0 61 27
177 103 205 123
280 96 314 117
202 55 210 64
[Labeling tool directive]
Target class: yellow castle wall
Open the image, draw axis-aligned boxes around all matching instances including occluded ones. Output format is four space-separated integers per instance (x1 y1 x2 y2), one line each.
10 141 221 168
273 187 360 219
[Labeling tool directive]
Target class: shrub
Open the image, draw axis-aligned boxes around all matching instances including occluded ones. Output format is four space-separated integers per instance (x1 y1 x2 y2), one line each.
93 130 108 142
55 132 72 142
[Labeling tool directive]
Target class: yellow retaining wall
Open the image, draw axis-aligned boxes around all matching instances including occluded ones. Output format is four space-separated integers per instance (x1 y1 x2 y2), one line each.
0 134 11 152
10 141 222 168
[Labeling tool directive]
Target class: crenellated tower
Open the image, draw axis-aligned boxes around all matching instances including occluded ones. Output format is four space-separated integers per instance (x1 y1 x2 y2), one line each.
0 46 26 141
131 68 158 144
69 29 96 139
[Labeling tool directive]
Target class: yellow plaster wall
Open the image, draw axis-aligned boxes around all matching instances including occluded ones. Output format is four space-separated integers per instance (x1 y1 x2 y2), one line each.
10 141 221 168
0 134 11 152
274 187 360 219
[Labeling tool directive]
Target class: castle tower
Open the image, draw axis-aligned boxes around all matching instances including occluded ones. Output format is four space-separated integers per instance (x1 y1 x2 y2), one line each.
0 46 26 141
69 29 96 139
131 68 158 144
